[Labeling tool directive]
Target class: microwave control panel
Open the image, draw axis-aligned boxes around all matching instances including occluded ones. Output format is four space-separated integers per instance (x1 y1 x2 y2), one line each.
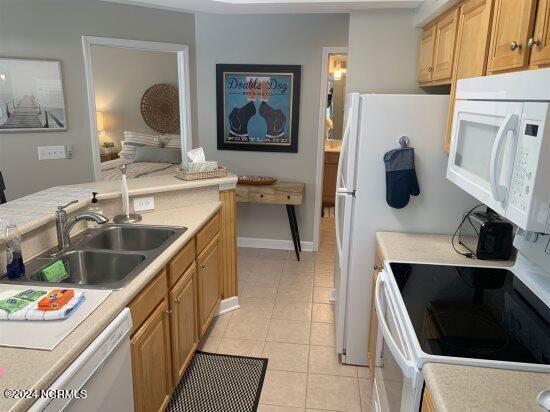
509 122 541 213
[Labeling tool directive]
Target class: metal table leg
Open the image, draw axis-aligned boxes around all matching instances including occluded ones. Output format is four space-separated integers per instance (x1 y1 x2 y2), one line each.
290 205 302 252
286 204 300 261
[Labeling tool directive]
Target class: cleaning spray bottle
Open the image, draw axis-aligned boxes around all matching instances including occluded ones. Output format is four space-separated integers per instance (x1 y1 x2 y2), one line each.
87 192 103 229
5 223 25 279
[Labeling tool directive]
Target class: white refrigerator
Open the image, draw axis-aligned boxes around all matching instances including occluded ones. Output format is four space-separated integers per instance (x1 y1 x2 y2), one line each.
334 93 478 365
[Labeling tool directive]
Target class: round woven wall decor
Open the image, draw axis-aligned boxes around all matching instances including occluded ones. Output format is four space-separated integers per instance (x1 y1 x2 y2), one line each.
140 83 180 134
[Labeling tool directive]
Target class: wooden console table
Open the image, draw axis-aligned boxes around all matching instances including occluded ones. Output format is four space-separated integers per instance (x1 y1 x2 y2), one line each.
236 181 305 260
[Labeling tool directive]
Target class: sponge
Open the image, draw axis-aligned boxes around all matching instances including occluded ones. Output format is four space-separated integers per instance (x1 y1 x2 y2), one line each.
41 261 68 282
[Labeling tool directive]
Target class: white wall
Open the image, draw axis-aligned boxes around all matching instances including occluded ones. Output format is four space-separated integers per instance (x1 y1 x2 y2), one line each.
195 13 350 246
0 0 196 201
91 46 179 149
347 9 424 94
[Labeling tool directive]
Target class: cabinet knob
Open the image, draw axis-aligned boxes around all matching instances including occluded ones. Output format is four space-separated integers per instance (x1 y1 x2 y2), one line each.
199 263 206 269
509 41 521 51
528 38 541 48
175 297 181 304
428 66 433 72
165 309 173 315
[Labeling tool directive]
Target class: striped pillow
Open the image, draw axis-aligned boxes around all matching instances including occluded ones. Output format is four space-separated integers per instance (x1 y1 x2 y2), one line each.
159 134 182 150
119 131 162 159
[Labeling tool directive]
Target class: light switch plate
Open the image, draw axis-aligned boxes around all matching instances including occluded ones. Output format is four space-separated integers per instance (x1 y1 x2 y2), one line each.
37 145 71 160
133 196 155 212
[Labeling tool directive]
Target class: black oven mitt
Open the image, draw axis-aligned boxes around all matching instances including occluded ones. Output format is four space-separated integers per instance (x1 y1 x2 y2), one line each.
384 147 420 209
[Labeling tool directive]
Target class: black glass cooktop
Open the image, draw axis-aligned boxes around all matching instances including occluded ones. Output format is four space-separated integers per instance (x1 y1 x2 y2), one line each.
389 263 550 364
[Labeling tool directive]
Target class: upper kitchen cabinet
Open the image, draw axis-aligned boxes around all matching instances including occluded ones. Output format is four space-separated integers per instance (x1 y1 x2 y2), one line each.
432 8 460 81
486 0 537 73
418 25 437 83
529 0 550 67
418 10 459 85
443 0 494 152
454 0 494 80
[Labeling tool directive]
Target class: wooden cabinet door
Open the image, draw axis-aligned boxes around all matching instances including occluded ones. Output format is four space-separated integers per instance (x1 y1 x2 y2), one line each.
487 0 537 72
444 0 495 153
432 8 459 82
529 0 550 66
418 25 436 83
197 235 221 337
131 299 172 412
170 263 198 383
421 386 437 412
322 152 339 206
367 248 384 381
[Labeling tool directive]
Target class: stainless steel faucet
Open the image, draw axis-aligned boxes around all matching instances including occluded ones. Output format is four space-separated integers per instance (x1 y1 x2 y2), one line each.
55 200 109 251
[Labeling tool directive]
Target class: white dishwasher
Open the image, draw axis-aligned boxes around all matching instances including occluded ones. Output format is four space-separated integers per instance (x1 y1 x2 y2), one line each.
29 308 134 412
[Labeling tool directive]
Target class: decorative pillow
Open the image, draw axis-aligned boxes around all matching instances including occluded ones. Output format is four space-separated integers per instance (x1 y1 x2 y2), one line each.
133 146 182 164
118 131 162 159
159 134 182 150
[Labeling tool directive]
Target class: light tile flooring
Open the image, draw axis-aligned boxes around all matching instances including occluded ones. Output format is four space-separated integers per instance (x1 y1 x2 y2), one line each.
198 218 373 411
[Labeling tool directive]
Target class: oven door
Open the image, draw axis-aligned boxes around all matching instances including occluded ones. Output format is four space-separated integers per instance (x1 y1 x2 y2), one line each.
447 100 523 216
373 270 422 412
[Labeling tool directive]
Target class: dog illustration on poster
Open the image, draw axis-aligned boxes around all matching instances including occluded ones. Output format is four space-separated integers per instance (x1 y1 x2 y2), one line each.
216 64 301 153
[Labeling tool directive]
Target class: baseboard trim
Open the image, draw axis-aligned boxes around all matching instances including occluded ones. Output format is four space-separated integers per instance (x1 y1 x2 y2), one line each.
237 237 314 251
216 296 240 316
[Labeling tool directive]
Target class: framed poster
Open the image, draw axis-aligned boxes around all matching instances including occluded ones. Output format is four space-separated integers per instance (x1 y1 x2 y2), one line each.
216 64 301 153
0 58 67 132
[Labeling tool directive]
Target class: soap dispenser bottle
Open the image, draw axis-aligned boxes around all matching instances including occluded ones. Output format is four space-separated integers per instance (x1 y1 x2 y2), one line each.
5 223 25 279
87 192 103 229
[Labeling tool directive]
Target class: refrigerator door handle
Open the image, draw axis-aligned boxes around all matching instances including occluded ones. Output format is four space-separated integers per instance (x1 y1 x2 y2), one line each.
335 108 353 260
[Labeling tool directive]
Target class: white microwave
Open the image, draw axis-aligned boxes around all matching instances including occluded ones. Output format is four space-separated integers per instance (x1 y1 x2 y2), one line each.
447 69 550 234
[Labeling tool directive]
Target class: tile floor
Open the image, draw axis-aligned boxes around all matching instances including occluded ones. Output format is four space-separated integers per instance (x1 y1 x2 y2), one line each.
198 218 373 411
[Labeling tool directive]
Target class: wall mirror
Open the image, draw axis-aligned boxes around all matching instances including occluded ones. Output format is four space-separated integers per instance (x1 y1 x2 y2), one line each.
82 36 192 182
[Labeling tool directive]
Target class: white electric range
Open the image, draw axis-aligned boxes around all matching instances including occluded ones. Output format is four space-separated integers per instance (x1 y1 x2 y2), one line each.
372 230 550 412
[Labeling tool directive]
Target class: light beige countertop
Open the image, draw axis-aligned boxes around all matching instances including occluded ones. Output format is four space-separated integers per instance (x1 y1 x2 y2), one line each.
376 232 548 412
0 174 237 239
376 231 515 267
423 363 550 412
0 201 221 412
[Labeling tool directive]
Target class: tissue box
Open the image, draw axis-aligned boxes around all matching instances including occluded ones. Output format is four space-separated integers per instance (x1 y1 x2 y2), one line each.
188 161 218 172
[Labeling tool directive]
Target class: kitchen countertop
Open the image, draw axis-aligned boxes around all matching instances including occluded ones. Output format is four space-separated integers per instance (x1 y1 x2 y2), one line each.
0 201 221 412
376 231 548 412
0 174 237 240
423 363 550 412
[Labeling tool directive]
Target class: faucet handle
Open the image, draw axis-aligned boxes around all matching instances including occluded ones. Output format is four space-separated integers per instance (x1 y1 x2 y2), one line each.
57 200 78 211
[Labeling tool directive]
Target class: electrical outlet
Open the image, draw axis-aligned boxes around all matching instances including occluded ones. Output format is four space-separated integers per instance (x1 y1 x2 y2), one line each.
133 196 155 212
37 145 69 160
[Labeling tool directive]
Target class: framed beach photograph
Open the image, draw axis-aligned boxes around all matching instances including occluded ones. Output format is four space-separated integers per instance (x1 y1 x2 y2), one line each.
0 58 67 132
216 64 301 153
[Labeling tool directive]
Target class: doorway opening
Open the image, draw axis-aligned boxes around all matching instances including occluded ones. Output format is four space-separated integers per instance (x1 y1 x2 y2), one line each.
313 48 347 250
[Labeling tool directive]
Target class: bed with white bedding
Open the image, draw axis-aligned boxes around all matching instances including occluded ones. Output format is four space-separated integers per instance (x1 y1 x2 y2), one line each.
100 158 180 181
99 132 181 181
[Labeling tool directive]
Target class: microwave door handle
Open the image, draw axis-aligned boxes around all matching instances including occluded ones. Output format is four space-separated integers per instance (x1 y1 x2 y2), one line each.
374 271 417 378
335 108 353 258
489 113 518 202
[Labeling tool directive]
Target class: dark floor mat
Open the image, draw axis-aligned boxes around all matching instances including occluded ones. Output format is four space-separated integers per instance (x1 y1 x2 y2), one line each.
167 351 268 412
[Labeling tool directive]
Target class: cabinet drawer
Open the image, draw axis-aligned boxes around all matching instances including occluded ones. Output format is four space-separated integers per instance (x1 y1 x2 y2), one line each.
196 212 220 254
168 239 195 288
324 151 340 164
129 270 168 334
